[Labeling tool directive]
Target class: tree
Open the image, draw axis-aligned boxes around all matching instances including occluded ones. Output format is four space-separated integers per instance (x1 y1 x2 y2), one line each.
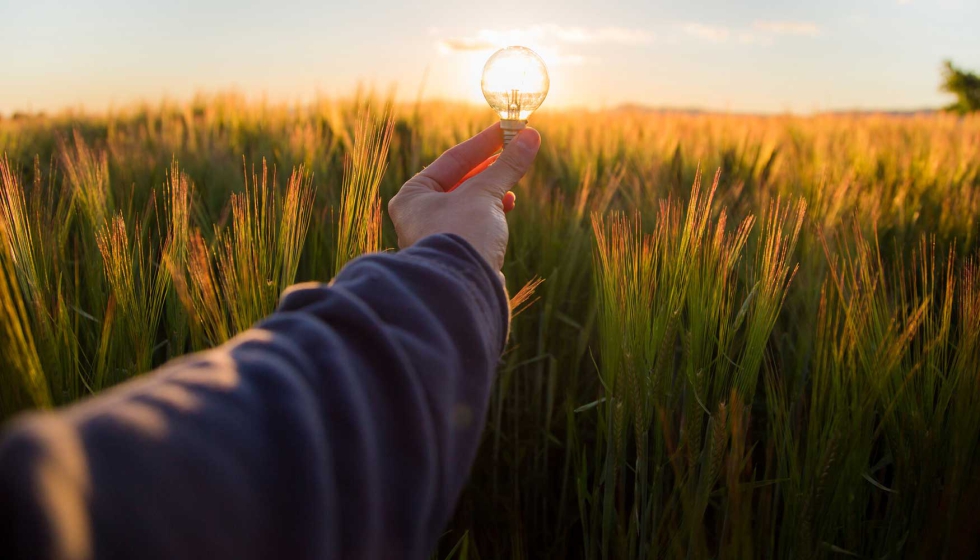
941 60 980 114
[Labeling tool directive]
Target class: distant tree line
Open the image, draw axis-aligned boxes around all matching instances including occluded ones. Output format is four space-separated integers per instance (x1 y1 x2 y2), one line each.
942 60 980 114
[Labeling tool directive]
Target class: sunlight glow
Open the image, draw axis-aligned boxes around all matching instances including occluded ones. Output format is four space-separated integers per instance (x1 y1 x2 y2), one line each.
1 1 977 114
481 47 550 120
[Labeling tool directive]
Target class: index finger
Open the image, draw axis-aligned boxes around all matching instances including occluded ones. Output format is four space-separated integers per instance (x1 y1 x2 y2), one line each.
447 154 499 192
418 122 503 191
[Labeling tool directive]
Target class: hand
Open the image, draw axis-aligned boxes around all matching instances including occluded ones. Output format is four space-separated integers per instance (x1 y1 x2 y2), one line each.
388 122 541 276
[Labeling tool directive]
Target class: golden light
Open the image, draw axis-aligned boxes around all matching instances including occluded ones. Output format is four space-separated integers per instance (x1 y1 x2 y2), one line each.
480 46 550 146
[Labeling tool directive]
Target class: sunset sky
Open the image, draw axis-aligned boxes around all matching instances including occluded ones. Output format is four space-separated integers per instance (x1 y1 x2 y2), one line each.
1 0 978 114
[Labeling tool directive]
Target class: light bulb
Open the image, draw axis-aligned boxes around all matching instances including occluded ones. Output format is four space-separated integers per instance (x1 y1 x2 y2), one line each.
481 46 550 147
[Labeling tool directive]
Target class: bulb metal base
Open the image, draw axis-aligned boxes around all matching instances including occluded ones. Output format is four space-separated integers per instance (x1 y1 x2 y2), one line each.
500 119 527 148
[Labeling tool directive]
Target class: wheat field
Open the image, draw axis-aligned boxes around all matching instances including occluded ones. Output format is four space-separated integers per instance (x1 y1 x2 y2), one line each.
2 95 979 558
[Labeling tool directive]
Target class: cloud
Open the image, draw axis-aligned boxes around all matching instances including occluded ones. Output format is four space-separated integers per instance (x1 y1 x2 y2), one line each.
436 24 650 69
753 21 821 36
437 24 653 54
680 23 730 43
551 26 654 46
439 38 497 52
678 20 820 45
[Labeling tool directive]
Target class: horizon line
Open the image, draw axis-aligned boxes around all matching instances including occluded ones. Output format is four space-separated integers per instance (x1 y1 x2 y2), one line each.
0 91 952 120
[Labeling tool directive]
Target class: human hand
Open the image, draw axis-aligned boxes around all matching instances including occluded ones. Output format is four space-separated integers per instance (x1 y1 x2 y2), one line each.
388 122 541 276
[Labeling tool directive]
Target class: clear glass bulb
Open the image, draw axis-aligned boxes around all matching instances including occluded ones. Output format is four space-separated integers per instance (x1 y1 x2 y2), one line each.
481 46 549 145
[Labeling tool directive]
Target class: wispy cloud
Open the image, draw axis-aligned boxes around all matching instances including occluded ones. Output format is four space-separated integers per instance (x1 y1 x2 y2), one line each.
438 24 653 53
679 20 820 45
437 24 651 66
439 38 497 52
680 23 730 43
551 26 654 46
753 21 821 37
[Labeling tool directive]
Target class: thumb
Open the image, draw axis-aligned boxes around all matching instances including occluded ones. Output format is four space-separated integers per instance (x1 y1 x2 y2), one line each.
464 128 541 198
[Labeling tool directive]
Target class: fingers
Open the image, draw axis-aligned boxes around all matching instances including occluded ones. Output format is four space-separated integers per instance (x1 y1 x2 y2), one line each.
448 154 499 192
503 191 516 213
461 128 541 198
418 123 503 191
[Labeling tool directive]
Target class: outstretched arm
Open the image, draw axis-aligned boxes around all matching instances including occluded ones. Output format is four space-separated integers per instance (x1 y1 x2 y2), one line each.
0 124 541 560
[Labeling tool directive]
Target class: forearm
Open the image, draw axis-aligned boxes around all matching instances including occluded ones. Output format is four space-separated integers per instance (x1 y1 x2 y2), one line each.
0 234 509 560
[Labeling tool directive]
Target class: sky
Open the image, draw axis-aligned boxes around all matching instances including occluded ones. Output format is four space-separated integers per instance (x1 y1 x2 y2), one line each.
1 0 978 115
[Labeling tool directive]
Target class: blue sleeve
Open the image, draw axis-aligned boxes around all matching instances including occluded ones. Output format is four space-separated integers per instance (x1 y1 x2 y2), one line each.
0 233 510 560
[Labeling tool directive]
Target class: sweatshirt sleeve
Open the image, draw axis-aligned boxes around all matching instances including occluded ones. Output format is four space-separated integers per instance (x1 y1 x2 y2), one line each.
0 233 510 560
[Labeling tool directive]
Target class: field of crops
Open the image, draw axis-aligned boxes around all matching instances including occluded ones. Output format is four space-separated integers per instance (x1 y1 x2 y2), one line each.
1 95 979 558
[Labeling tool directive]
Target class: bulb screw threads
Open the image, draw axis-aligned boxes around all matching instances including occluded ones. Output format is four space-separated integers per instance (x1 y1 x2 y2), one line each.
500 119 527 148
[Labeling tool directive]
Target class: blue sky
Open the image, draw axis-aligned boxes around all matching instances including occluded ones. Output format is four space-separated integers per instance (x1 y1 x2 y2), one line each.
1 0 977 114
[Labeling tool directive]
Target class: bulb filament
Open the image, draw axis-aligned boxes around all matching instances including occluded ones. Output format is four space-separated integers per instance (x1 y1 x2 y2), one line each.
507 89 521 120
